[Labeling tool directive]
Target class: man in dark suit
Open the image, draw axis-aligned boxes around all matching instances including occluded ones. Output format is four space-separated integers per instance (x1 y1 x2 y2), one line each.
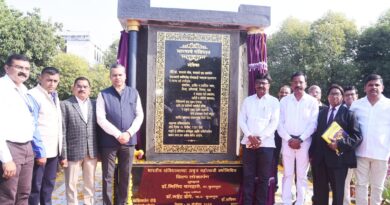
61 77 99 205
309 84 362 205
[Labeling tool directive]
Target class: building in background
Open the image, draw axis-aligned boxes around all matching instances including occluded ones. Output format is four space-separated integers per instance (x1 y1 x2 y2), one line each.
60 30 103 66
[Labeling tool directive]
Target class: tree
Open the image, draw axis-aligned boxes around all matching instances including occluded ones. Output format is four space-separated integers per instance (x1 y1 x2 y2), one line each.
267 17 311 94
88 64 111 98
356 9 390 97
0 0 64 83
267 12 360 100
102 39 119 68
49 53 111 100
50 53 89 100
307 11 359 90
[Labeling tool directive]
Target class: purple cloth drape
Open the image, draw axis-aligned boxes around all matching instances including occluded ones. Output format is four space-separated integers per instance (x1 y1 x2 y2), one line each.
117 30 129 68
116 30 143 151
247 33 268 95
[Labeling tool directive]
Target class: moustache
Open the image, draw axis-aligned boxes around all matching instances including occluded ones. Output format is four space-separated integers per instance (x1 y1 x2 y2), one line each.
18 72 27 78
78 91 86 94
294 87 302 90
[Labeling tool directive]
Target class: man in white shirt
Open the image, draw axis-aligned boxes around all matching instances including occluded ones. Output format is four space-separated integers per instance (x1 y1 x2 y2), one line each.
273 85 292 194
350 74 390 205
239 73 280 205
28 67 65 205
308 85 328 111
277 71 319 205
342 85 359 205
0 54 35 204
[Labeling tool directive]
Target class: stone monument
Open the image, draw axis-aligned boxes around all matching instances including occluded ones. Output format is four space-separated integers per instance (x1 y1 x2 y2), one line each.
117 1 270 204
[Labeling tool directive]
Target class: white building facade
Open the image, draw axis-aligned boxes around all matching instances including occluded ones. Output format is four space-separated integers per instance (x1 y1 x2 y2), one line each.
61 31 103 66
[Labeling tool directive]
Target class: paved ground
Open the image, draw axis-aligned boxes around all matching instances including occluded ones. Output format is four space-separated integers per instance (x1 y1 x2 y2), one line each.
52 163 318 205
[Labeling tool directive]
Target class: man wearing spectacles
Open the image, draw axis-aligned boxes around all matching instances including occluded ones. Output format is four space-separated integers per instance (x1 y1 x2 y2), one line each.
310 84 362 205
239 73 280 204
0 54 44 204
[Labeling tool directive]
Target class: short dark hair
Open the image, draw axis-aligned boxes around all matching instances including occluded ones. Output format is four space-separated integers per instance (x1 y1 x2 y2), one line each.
327 84 344 96
290 71 307 81
255 73 272 83
109 63 125 74
280 85 291 91
5 54 29 66
74 76 91 86
344 85 357 93
364 74 383 86
41 67 60 75
110 63 125 70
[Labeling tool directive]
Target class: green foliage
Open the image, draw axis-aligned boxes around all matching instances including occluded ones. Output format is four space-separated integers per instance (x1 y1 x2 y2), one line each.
268 12 360 100
48 53 110 100
383 176 390 205
50 53 89 100
0 0 64 78
268 17 311 94
88 64 111 98
102 39 119 68
356 9 390 97
307 11 359 89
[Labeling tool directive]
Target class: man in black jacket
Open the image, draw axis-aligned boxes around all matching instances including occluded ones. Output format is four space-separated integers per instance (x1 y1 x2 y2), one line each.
309 84 362 205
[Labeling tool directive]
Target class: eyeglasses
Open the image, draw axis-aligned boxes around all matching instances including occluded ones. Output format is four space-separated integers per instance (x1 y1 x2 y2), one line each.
12 65 31 71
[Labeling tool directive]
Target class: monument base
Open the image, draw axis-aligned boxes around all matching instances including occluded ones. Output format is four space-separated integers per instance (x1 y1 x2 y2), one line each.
131 163 242 205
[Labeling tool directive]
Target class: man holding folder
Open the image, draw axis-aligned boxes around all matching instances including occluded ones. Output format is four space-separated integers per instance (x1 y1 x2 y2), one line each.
309 84 362 205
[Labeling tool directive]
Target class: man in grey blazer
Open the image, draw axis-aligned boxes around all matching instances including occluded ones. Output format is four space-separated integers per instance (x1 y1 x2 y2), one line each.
61 77 99 205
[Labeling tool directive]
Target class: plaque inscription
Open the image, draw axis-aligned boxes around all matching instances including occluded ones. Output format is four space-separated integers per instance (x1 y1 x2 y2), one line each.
131 164 241 205
155 32 230 153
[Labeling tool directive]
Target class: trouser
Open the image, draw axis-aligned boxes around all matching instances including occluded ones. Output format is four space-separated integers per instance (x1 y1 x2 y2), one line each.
0 141 34 205
312 160 348 205
101 145 134 205
29 156 59 205
242 146 274 205
273 133 282 190
355 157 388 205
281 143 310 205
343 168 355 205
65 157 98 205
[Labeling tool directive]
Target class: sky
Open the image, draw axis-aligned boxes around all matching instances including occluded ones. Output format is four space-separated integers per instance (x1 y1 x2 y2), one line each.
5 0 390 50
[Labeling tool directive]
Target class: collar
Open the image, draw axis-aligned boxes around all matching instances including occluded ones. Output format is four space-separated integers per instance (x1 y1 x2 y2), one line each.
255 93 270 100
36 84 57 97
329 104 342 112
4 74 28 92
289 92 310 101
75 96 89 104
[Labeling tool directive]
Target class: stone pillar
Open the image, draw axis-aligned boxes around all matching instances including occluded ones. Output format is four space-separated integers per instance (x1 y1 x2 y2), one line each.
126 19 140 88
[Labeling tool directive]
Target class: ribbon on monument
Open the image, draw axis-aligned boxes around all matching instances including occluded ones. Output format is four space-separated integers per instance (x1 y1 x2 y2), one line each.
117 30 129 68
247 32 268 95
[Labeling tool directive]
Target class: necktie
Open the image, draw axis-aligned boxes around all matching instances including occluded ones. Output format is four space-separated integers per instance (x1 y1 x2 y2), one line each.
327 107 335 125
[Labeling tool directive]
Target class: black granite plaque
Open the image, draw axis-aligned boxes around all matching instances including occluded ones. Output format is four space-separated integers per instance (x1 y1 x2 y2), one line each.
155 32 230 153
163 40 221 145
